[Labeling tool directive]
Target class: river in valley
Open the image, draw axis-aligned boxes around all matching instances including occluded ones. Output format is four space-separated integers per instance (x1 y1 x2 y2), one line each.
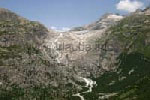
72 77 97 100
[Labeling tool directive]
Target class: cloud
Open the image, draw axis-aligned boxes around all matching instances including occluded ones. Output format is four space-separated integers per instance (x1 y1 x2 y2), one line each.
50 26 70 32
50 26 57 30
61 27 70 32
116 0 144 12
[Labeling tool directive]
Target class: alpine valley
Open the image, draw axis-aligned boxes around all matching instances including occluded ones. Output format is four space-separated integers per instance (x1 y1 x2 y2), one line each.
0 7 150 100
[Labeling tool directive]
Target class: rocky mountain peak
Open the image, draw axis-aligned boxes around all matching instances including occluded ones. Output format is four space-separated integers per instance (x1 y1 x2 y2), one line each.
101 13 123 19
143 7 150 15
71 13 123 31
0 8 26 22
131 7 150 15
83 13 123 30
0 8 10 12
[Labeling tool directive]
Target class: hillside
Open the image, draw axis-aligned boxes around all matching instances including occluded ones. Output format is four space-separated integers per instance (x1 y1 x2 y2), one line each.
0 8 75 100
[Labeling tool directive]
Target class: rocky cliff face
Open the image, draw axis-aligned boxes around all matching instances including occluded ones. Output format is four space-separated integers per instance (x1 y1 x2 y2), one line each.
44 13 123 78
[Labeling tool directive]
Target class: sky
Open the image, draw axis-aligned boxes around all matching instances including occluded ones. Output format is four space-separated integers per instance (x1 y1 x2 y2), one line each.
0 0 149 30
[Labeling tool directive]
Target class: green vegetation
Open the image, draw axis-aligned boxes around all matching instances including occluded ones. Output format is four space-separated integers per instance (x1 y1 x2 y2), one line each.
110 14 150 55
82 52 150 100
0 45 22 59
0 85 65 100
